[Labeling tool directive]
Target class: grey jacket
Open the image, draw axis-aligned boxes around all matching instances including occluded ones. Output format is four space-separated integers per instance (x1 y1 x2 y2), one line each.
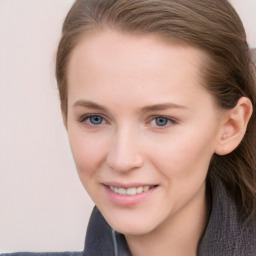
2 179 256 256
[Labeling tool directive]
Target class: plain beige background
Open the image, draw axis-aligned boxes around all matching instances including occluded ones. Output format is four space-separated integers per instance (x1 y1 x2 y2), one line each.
0 0 255 253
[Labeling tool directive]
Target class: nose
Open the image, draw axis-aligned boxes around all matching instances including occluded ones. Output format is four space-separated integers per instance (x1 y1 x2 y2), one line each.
106 128 144 173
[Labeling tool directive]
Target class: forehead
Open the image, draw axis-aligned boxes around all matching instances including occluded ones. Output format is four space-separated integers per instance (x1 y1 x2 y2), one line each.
67 30 210 109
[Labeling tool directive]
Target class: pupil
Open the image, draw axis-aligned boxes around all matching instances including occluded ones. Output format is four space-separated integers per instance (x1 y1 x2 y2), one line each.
156 117 167 126
90 116 102 125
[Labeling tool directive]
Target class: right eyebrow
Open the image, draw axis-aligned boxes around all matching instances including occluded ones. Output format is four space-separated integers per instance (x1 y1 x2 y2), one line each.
72 99 108 112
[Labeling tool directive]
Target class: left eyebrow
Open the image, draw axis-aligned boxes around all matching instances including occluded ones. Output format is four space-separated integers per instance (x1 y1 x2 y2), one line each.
140 103 189 114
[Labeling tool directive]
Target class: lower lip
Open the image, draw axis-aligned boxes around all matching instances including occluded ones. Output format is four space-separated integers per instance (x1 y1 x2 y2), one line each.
103 185 158 206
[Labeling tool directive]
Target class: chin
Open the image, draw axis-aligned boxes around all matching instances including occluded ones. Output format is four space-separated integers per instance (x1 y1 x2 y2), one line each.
112 221 155 236
100 207 159 236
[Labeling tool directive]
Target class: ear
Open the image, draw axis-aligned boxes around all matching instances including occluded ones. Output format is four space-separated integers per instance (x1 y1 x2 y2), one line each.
215 97 253 155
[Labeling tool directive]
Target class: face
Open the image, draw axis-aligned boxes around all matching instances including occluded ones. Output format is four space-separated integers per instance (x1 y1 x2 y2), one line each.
66 30 222 236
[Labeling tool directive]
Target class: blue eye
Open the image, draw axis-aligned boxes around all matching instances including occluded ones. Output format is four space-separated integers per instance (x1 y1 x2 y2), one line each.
79 115 105 126
154 117 169 126
150 116 176 127
88 115 104 125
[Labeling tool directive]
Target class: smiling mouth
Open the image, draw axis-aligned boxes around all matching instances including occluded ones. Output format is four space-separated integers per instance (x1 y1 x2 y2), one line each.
109 185 158 196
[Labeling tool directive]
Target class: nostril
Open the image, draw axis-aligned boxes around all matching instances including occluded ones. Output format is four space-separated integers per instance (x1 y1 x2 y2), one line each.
106 150 144 172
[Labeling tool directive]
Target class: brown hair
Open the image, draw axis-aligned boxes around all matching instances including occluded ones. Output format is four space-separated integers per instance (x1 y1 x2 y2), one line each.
56 0 256 217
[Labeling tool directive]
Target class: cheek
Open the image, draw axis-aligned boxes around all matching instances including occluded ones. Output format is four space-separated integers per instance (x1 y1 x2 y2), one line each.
68 130 107 176
148 128 216 181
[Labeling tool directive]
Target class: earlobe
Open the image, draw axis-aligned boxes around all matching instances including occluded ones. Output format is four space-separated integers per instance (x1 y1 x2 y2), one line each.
215 97 253 156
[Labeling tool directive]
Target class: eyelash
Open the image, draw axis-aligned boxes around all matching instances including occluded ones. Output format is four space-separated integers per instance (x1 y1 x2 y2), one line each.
148 116 178 128
79 114 107 126
78 114 178 128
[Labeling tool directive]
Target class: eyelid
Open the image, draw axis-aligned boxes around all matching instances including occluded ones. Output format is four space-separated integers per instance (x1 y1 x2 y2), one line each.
147 115 179 127
78 113 109 125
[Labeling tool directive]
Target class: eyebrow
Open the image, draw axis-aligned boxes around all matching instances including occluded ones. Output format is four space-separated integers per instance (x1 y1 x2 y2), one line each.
73 100 188 113
73 100 107 112
140 103 188 113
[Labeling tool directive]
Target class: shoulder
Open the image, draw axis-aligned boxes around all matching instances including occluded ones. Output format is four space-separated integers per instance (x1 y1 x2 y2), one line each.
198 178 256 255
1 207 129 256
1 253 83 256
84 207 131 255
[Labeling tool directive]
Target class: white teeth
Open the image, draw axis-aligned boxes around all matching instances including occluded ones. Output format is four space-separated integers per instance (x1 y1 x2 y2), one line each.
118 188 127 195
127 187 137 195
143 186 149 192
136 187 143 194
109 185 154 196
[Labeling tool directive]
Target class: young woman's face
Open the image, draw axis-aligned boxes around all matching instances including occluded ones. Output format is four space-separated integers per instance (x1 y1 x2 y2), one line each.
66 31 222 236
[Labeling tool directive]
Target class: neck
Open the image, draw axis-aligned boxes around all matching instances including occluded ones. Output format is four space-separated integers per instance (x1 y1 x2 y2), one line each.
125 184 208 256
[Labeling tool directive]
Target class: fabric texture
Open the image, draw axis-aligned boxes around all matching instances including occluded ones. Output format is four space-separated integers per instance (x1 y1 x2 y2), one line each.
2 179 256 256
197 179 256 255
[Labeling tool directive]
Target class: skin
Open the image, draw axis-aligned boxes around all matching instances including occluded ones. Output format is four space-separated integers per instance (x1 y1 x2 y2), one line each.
65 30 250 255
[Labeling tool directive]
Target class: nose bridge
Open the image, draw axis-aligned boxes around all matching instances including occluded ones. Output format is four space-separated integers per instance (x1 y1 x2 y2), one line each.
106 123 143 172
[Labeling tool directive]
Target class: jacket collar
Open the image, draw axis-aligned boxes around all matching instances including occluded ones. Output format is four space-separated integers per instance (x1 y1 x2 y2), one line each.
197 178 256 255
83 207 131 256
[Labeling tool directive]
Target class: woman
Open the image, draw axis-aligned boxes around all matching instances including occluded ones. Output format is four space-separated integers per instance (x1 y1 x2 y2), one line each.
4 0 256 255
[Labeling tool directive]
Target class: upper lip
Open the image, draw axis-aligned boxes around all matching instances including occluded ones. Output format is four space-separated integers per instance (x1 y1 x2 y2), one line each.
103 182 158 188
